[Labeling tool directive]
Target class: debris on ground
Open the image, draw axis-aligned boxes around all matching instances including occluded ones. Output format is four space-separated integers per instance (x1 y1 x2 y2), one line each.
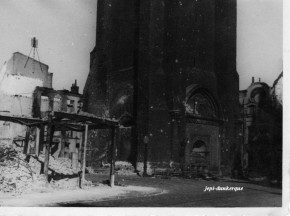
0 142 93 195
50 177 79 190
0 142 35 195
115 161 135 176
86 166 95 174
37 154 79 175
136 162 153 176
90 161 137 176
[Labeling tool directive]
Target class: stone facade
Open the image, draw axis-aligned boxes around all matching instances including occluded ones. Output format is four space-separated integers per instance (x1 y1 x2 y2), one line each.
239 75 282 180
84 0 240 175
32 85 83 163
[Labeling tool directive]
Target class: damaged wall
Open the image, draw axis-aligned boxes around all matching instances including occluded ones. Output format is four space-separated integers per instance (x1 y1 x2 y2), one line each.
0 52 82 161
4 52 52 88
0 94 33 116
0 75 43 97
0 95 33 140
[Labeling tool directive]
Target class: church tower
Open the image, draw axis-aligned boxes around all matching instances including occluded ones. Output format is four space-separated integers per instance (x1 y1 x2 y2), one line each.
84 0 239 176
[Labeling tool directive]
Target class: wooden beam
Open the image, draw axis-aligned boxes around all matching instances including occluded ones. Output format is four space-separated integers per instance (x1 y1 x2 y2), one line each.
23 126 31 154
53 123 84 132
53 111 119 127
35 127 40 157
0 115 43 125
44 113 53 184
38 124 44 155
110 128 116 187
59 130 66 158
82 124 88 183
80 129 84 160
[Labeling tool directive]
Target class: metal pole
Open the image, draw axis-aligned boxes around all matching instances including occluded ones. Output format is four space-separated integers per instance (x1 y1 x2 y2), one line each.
110 128 116 187
131 0 141 168
143 142 148 176
44 113 52 184
82 124 88 182
143 136 149 177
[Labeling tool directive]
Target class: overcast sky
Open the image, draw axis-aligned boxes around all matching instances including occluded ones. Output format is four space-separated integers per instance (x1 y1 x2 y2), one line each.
0 0 283 92
237 0 283 89
0 0 97 92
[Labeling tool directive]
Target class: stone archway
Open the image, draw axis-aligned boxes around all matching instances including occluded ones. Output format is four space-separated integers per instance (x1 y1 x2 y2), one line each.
184 85 222 174
185 135 210 165
190 140 209 165
185 137 211 174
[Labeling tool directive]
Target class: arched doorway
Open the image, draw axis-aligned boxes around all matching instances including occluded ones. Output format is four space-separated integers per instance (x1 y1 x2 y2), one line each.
189 140 210 173
185 85 222 174
190 140 209 163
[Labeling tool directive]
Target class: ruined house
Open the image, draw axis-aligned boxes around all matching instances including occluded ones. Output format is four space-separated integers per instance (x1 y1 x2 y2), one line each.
239 75 282 180
0 52 84 168
0 52 53 142
83 0 240 175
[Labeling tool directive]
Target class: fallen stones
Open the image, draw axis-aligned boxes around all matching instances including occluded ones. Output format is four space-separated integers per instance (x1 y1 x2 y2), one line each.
0 142 90 195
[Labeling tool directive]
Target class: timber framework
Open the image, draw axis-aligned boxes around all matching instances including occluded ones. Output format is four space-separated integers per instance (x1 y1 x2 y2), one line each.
0 111 119 187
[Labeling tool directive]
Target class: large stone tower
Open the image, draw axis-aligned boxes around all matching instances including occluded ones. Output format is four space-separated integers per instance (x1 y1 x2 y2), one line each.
84 0 240 175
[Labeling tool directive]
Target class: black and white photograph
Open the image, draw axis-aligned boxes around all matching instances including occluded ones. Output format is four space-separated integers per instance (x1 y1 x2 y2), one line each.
0 0 287 215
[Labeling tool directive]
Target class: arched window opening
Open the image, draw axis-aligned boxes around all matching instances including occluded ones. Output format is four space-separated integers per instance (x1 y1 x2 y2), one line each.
186 92 217 118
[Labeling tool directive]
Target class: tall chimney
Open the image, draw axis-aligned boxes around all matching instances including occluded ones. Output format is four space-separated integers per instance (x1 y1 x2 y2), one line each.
71 80 79 94
252 77 255 83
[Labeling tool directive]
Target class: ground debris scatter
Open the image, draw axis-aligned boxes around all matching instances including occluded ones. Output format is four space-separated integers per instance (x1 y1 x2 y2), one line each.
0 142 93 195
115 161 135 176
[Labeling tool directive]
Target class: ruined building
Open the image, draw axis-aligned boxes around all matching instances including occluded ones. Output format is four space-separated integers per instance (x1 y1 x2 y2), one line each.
0 52 84 168
239 74 282 180
84 0 240 175
0 52 53 141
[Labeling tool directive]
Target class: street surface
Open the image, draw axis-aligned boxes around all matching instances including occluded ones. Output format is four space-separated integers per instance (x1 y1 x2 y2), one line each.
55 174 282 207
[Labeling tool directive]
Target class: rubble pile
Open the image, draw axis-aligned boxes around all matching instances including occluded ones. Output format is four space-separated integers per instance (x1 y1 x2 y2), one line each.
115 161 135 176
50 177 93 190
136 162 153 176
50 178 79 189
86 166 95 174
37 155 79 175
0 142 92 195
0 143 35 194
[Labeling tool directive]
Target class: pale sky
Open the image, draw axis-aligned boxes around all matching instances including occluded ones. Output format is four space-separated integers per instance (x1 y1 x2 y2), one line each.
0 0 283 92
237 0 283 89
0 0 97 92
